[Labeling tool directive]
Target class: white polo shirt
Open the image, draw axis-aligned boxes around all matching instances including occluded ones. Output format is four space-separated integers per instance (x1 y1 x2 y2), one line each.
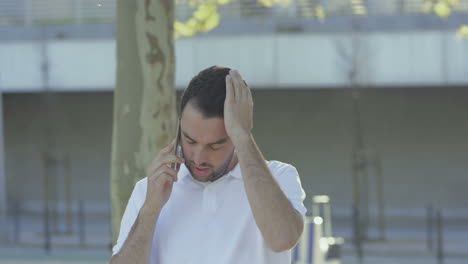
113 160 307 264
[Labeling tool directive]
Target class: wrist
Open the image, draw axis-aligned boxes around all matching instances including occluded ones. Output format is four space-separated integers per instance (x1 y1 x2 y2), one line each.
141 201 162 219
230 131 252 147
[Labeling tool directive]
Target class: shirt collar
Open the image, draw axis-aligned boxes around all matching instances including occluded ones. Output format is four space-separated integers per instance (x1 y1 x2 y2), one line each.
228 163 242 179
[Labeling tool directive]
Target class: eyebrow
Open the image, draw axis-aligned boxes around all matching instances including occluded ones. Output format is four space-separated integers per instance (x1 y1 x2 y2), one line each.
182 132 227 146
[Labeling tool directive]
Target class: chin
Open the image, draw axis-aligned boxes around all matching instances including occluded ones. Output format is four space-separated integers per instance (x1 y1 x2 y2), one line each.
193 175 210 182
189 170 210 182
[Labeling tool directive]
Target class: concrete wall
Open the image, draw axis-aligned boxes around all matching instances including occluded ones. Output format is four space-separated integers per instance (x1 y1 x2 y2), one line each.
253 88 468 211
4 92 113 211
4 88 468 214
2 31 468 92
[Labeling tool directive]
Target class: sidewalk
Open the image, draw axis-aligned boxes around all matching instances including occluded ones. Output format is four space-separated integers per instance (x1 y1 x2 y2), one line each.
0 247 109 264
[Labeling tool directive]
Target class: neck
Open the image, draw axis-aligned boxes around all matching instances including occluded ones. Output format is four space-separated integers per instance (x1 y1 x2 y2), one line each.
226 151 238 172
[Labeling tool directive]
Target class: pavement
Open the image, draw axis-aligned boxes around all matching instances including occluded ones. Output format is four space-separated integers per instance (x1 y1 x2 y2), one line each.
1 209 467 264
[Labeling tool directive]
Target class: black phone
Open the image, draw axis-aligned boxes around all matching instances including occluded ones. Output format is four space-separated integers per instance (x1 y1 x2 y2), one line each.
171 119 183 170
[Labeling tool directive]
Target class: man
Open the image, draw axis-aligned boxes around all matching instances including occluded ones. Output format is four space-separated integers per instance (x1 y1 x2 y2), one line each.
110 66 306 264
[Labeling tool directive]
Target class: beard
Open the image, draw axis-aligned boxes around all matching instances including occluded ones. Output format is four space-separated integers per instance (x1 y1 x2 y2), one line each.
186 149 235 182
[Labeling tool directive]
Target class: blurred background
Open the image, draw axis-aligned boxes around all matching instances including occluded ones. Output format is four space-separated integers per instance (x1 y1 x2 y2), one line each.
0 0 468 263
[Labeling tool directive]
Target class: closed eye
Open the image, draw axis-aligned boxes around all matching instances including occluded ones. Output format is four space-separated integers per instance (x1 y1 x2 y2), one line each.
182 132 196 144
210 144 223 151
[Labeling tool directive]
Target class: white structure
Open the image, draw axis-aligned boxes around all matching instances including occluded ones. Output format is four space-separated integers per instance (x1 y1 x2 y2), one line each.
1 31 468 92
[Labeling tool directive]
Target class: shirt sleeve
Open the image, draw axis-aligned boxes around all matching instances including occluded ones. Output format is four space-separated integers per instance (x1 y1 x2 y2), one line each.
112 178 146 256
271 162 307 218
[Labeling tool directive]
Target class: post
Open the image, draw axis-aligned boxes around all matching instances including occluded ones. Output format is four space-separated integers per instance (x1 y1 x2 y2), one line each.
353 204 363 263
49 157 58 233
108 200 113 252
43 156 51 254
78 200 85 247
12 200 20 244
361 164 369 240
65 157 73 234
376 155 385 240
323 203 332 238
427 205 433 251
436 209 444 264
312 217 324 264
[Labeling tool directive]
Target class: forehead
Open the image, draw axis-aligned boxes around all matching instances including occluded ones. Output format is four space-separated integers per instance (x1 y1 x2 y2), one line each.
180 102 227 142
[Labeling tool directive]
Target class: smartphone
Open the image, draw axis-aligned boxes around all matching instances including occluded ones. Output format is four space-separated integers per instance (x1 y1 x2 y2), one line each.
171 119 183 171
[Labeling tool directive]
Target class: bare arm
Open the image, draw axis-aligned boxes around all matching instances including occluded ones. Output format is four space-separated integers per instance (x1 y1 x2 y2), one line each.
109 205 160 263
110 141 184 263
235 133 303 252
224 70 303 252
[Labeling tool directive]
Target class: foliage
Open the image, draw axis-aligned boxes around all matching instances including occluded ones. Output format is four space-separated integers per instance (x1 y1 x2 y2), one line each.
174 0 230 39
174 0 467 39
174 0 324 38
424 0 467 38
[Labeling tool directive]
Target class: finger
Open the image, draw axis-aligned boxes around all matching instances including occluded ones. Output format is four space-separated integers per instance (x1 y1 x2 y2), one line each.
158 166 179 182
149 165 178 183
153 142 176 168
161 139 176 155
159 155 185 169
149 143 175 170
246 85 253 104
242 78 252 103
230 70 246 100
225 75 235 101
157 173 176 187
162 174 176 185
229 70 242 99
148 154 184 175
152 139 177 165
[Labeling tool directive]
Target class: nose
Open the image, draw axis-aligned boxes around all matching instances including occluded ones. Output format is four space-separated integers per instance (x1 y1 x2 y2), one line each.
192 146 209 166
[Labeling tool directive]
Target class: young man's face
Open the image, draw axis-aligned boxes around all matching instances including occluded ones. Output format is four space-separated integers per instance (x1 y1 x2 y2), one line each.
179 101 237 182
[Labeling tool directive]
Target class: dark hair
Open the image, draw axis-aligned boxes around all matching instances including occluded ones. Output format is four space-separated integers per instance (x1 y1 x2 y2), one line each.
180 66 231 118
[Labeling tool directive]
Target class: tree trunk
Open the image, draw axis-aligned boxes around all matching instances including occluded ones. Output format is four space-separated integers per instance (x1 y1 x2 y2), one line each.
0 93 6 218
110 0 176 244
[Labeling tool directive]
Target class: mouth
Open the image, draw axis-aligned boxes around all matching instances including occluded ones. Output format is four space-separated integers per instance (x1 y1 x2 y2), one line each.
192 165 210 176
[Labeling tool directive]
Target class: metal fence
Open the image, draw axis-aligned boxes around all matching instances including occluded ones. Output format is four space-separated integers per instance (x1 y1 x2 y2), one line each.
1 0 468 26
3 199 112 252
2 200 468 263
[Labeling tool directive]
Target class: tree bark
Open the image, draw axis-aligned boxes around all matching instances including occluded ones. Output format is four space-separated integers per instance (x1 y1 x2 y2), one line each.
111 0 175 244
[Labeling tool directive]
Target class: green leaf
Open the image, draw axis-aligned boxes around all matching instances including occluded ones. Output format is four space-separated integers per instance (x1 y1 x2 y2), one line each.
192 4 220 32
217 0 231 5
258 0 274 8
280 0 292 7
194 4 215 21
316 6 326 22
434 1 451 18
456 25 468 38
174 21 197 37
200 11 220 31
445 0 459 7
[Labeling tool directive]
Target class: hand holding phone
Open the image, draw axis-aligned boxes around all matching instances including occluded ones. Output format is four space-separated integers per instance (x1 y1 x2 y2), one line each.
144 123 184 210
171 120 183 171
